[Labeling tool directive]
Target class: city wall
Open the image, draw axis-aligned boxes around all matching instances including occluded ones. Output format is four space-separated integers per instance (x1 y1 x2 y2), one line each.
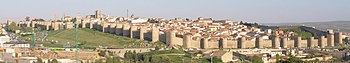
13 21 344 49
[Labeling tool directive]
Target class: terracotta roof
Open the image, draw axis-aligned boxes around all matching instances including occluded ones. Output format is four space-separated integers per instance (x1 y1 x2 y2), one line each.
212 51 228 57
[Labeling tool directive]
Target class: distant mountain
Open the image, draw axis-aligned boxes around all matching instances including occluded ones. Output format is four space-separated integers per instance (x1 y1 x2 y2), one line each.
262 21 350 32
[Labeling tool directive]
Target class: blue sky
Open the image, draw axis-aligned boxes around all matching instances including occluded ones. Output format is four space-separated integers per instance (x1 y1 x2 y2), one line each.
1 0 349 23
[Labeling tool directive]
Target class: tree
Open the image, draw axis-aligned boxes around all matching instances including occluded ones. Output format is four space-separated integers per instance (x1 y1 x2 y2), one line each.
143 55 151 63
25 16 31 21
98 50 106 57
51 59 59 63
7 22 19 32
106 56 121 63
37 58 43 63
155 45 161 50
32 18 45 21
275 54 281 61
95 59 103 63
113 56 121 63
252 55 263 63
132 51 138 61
124 51 134 62
136 53 144 62
195 51 203 54
211 57 223 63
124 51 129 59
277 56 303 63
252 22 259 28
151 56 161 63
106 56 112 63
47 60 51 63
160 56 171 63
78 41 87 46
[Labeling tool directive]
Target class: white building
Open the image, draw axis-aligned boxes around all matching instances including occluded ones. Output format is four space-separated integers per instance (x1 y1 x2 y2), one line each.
229 48 286 57
18 57 37 63
128 18 148 23
265 29 272 34
2 42 30 48
0 36 10 42
41 59 76 63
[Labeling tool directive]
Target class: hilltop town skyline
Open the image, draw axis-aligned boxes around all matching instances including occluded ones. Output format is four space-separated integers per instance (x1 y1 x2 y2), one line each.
1 0 350 63
1 0 350 23
2 10 348 63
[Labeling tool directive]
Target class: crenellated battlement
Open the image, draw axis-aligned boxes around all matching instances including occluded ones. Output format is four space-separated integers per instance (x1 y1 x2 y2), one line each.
13 20 344 49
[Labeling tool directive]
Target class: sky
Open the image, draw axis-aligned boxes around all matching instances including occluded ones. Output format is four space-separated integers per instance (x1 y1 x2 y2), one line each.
0 0 350 23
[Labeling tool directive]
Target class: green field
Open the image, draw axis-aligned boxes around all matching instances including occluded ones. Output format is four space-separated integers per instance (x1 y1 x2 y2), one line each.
22 28 165 48
121 49 216 63
282 27 313 40
146 50 212 63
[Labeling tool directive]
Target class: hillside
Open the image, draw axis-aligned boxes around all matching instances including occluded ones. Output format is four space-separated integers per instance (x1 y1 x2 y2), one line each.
263 21 350 32
121 49 215 63
22 28 165 48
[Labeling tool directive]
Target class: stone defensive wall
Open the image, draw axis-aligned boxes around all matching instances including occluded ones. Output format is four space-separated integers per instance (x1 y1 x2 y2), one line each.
16 21 74 31
14 21 344 49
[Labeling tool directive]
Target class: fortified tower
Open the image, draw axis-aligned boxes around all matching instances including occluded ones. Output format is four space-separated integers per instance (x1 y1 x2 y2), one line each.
139 26 146 41
31 21 36 27
115 23 123 35
255 37 263 48
166 31 176 46
334 32 343 46
81 20 86 28
238 37 247 48
122 24 130 36
89 20 94 29
75 16 82 25
102 23 108 33
294 37 302 48
52 22 60 30
327 34 334 47
45 23 50 30
183 34 192 48
201 38 209 49
95 10 101 18
281 37 288 48
129 25 138 38
345 37 349 43
318 36 327 48
219 38 228 48
307 37 315 48
272 36 280 48
151 26 159 42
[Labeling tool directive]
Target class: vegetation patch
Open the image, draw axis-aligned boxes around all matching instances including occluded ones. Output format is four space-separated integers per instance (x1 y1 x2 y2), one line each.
22 28 165 48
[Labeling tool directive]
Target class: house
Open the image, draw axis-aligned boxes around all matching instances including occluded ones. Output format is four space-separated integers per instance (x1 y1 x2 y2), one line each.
2 42 30 48
18 57 37 63
0 35 10 42
211 51 233 63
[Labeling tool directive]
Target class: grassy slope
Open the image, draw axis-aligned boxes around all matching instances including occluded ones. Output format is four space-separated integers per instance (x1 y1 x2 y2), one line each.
20 32 43 40
141 49 211 63
45 28 156 48
282 27 312 39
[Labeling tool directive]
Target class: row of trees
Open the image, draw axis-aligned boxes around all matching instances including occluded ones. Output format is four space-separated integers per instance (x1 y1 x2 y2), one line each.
97 49 224 63
282 27 313 40
7 22 19 32
96 50 172 63
36 58 59 63
251 55 321 63
95 50 122 63
124 51 171 63
25 17 45 21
